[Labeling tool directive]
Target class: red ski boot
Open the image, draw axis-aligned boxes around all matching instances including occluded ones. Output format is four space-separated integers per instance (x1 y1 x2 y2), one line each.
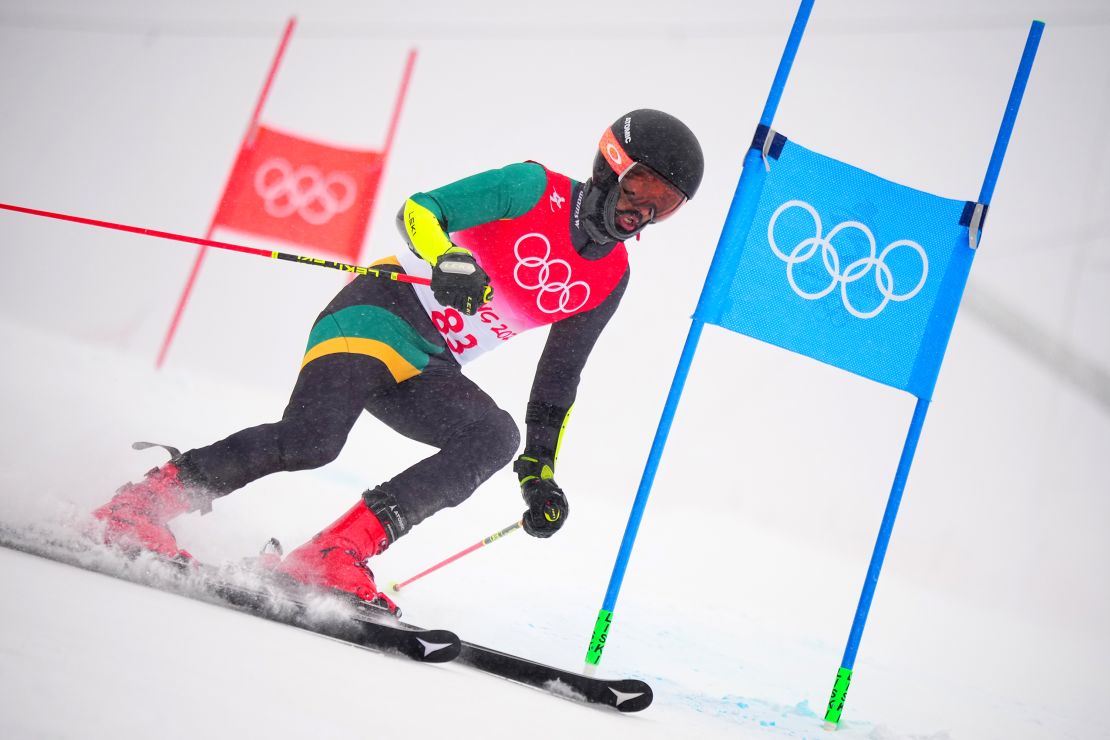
277 499 401 615
92 463 195 560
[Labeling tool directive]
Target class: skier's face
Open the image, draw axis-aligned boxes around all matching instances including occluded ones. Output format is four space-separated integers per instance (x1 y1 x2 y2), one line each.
612 164 687 234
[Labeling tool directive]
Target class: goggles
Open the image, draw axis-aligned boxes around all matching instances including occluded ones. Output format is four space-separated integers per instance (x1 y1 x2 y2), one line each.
616 162 687 225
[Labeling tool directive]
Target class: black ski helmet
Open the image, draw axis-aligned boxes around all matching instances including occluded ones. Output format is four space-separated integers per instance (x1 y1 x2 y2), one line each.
580 109 704 243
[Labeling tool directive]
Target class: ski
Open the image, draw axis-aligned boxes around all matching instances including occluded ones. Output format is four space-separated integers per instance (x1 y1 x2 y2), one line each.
333 595 654 712
0 522 460 664
455 640 653 712
1 521 653 711
188 561 462 664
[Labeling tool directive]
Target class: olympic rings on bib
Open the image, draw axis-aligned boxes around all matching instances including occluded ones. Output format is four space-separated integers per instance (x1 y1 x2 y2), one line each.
513 233 591 314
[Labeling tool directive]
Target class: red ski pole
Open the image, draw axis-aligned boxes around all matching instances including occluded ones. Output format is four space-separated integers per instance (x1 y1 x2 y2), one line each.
391 520 523 592
0 201 432 286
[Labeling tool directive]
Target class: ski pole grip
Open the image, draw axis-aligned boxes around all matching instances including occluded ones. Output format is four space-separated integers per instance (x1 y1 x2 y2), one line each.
484 520 522 544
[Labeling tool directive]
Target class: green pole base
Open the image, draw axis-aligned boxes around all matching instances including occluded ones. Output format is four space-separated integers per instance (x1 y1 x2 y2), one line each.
823 666 853 725
584 609 613 666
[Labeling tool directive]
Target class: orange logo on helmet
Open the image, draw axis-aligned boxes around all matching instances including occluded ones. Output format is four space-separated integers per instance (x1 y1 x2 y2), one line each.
599 129 632 176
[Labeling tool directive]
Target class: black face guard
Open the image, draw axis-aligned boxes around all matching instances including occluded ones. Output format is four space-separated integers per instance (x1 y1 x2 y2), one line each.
582 177 658 243
579 178 626 244
602 184 650 240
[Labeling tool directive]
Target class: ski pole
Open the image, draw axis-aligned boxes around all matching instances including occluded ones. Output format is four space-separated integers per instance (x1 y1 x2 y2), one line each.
0 201 432 286
391 520 523 592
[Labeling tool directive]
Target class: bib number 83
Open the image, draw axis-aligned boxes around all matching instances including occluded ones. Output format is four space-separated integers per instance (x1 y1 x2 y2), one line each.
431 308 478 355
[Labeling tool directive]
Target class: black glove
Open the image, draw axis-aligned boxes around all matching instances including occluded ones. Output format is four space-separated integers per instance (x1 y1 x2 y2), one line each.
431 249 493 316
515 453 568 538
521 478 569 538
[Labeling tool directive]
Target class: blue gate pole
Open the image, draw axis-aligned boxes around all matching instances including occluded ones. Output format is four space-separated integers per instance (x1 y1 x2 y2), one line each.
823 397 930 726
823 20 1044 727
582 0 816 673
979 21 1044 206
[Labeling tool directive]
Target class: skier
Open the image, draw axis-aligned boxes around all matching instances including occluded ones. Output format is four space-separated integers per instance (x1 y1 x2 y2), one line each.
92 109 704 614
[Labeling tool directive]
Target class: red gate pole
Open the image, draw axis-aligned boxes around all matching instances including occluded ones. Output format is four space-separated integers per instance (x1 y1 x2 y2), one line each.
156 17 297 369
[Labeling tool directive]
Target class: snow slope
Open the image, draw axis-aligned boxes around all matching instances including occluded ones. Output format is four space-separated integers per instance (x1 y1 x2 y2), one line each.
0 318 1103 740
2 1 1109 738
